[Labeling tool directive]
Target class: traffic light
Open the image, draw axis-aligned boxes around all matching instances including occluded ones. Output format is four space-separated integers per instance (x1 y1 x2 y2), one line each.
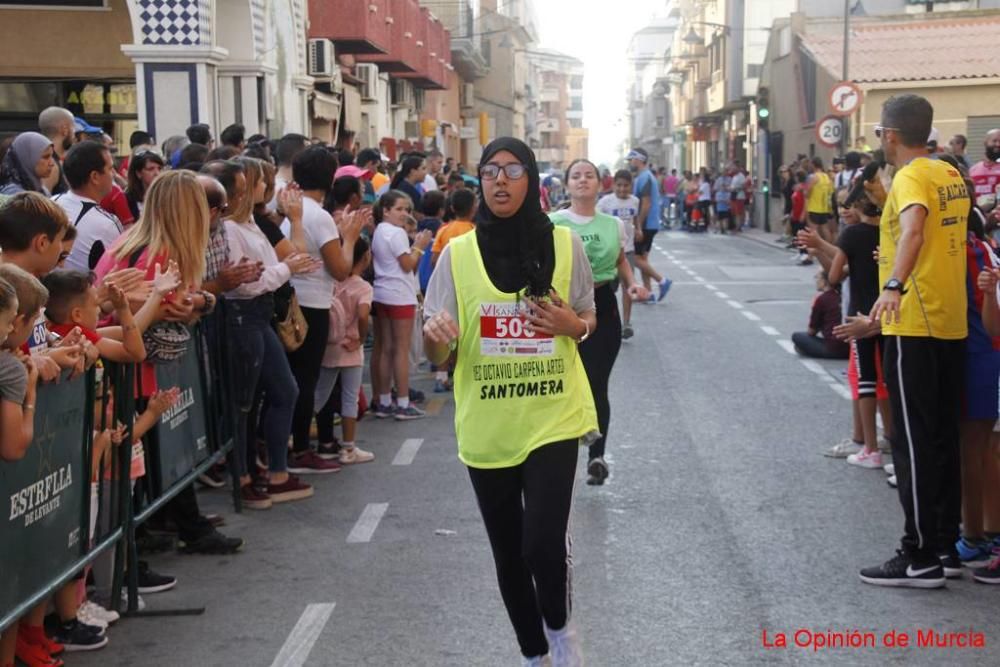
757 87 770 130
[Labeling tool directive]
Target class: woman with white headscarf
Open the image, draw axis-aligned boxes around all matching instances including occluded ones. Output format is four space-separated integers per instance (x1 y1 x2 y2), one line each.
0 132 56 195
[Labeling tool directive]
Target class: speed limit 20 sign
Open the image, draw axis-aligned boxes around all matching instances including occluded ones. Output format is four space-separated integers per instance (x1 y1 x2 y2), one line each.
816 115 844 148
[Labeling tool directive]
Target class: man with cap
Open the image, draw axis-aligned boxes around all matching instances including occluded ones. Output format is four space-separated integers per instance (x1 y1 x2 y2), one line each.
627 147 672 302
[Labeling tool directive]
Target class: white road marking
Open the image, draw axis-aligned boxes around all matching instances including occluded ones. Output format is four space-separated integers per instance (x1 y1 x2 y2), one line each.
830 383 853 400
705 284 718 291
347 503 389 543
685 270 696 276
740 310 761 321
777 340 797 355
715 291 730 299
270 603 336 667
760 325 780 336
392 438 424 465
694 276 707 283
726 300 744 310
799 359 829 376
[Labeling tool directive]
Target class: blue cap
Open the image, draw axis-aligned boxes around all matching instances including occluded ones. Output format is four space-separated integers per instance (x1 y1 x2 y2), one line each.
73 116 102 135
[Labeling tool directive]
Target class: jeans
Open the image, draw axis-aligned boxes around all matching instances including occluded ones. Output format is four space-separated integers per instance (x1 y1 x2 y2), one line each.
227 295 299 475
467 440 578 658
288 306 331 453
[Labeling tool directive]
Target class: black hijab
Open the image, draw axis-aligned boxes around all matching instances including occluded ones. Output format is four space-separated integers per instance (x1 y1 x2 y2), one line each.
474 137 554 297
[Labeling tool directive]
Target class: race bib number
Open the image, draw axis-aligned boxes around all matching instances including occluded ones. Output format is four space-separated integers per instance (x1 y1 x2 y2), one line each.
26 315 49 356
479 302 553 356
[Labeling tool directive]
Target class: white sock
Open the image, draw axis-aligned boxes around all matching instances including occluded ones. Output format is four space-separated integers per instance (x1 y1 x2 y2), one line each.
398 396 410 409
379 394 392 407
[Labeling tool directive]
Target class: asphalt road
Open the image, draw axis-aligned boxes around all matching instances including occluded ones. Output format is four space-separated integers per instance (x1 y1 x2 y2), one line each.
72 230 1000 666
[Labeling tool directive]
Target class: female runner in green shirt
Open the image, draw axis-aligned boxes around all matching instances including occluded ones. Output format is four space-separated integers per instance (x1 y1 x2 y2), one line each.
550 159 649 485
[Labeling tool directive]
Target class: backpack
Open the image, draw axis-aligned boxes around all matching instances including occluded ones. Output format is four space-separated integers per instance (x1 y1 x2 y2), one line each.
322 283 350 367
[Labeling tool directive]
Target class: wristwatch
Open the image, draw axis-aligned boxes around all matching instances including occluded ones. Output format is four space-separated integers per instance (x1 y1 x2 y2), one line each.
883 278 906 294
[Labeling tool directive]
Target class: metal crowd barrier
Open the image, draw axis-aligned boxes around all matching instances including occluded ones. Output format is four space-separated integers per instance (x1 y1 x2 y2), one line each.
0 313 236 630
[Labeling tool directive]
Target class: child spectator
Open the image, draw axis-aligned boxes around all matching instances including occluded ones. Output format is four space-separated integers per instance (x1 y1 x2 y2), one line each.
371 190 431 419
431 189 477 266
598 170 639 338
0 269 41 461
41 261 181 363
791 270 849 359
315 237 374 464
417 190 446 294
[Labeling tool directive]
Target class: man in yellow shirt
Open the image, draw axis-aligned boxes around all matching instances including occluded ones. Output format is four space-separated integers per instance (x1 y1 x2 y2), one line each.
804 157 835 243
861 94 968 590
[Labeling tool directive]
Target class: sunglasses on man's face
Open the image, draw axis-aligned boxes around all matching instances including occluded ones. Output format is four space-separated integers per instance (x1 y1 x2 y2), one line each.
874 125 900 139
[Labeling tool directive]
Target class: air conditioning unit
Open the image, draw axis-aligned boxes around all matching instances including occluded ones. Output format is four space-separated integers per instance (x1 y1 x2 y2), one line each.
460 83 475 110
392 79 414 107
404 120 420 139
307 39 335 79
355 63 379 101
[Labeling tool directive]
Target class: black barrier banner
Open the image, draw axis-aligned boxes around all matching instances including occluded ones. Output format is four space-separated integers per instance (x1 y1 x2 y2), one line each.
153 341 210 490
0 375 87 616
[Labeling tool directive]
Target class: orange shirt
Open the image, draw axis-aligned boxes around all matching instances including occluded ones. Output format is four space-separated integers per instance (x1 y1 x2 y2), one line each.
431 220 475 255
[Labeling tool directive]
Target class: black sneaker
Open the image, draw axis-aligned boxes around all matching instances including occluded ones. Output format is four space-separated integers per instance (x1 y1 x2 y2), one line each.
586 457 609 486
136 532 175 555
52 619 109 652
316 440 341 460
938 552 963 579
134 561 177 593
972 557 1000 584
859 550 946 588
178 528 244 555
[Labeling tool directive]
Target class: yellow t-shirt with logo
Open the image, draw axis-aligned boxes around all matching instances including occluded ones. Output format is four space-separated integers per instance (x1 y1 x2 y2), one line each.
807 171 833 214
878 157 968 339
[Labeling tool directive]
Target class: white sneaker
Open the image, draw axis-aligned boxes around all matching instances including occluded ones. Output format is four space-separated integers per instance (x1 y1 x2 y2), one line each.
339 445 374 465
887 474 897 488
522 656 548 667
847 449 883 469
824 438 862 458
544 622 583 667
883 463 895 476
78 600 119 627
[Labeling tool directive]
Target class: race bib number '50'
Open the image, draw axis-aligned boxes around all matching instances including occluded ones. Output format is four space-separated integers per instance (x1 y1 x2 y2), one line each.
479 303 554 356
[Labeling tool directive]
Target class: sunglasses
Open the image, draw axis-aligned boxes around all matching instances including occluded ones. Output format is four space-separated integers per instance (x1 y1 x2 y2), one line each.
873 125 900 139
479 163 527 181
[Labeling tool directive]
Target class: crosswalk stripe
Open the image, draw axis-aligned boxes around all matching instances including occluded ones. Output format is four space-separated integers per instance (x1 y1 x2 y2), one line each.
392 438 424 466
347 503 389 543
270 603 336 667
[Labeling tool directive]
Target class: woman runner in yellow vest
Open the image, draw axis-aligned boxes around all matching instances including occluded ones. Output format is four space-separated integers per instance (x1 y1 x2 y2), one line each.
550 159 649 485
423 138 598 667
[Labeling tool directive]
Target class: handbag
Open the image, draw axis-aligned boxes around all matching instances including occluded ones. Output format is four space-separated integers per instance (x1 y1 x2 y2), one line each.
275 291 309 352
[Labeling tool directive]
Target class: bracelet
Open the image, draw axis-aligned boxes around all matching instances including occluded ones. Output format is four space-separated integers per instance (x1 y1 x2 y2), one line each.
412 247 424 256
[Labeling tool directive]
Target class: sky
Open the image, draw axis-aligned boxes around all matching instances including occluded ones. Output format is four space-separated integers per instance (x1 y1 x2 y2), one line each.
532 0 667 166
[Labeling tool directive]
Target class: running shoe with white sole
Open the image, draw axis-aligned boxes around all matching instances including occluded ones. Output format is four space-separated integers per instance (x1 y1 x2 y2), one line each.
883 463 894 476
622 324 634 340
339 446 374 465
972 555 1000 584
51 620 108 652
847 449 882 469
887 474 897 488
824 438 863 458
955 537 993 569
78 600 118 627
395 405 426 421
544 623 583 667
938 552 963 579
373 403 396 419
859 550 946 589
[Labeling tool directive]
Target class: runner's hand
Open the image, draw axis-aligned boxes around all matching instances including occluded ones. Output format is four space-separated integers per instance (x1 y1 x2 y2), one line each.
870 289 901 325
423 311 460 346
628 284 650 302
523 290 582 337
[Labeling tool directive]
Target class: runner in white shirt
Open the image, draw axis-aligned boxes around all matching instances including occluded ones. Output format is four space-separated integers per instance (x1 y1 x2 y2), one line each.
597 170 640 338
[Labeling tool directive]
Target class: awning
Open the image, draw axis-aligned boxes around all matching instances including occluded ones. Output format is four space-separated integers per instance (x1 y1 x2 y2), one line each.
312 90 341 121
342 85 362 134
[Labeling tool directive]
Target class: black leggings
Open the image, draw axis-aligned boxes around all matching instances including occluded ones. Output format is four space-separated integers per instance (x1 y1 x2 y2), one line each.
287 306 331 453
468 440 578 658
579 283 622 460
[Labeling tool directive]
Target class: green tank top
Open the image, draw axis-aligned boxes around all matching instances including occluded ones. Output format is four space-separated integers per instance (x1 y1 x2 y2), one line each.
549 210 621 283
449 225 598 468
